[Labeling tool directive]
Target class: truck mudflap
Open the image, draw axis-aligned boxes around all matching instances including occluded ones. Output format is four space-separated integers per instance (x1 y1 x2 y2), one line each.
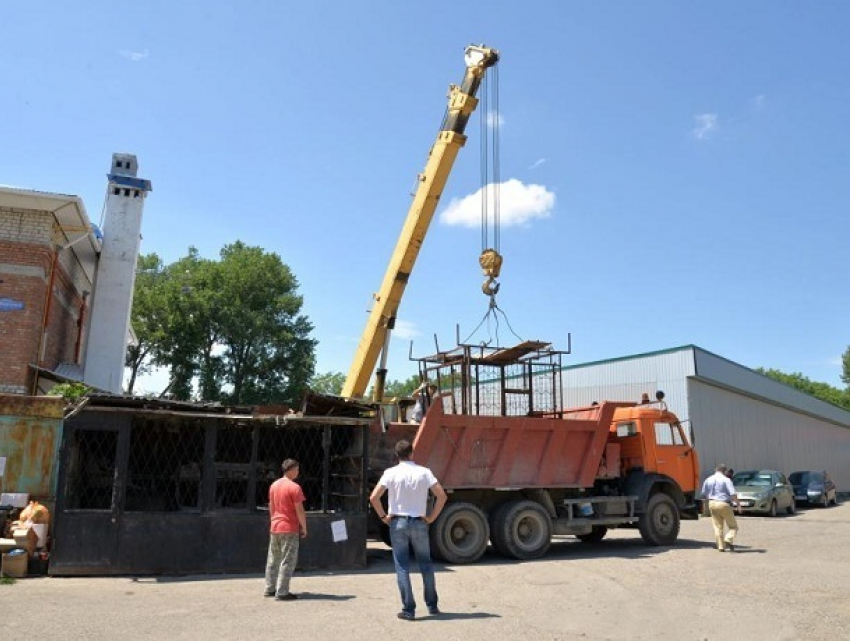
679 501 701 520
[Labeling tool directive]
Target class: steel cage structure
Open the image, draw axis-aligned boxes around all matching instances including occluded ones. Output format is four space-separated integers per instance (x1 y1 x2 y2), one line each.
414 340 567 418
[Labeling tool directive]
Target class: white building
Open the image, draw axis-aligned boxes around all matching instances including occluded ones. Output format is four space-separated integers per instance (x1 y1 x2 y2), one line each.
561 345 850 491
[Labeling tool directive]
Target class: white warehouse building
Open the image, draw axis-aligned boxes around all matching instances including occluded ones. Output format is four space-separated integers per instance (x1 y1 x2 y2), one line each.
560 345 850 492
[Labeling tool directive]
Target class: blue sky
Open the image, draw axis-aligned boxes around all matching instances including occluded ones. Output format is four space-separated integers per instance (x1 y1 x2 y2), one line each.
2 2 848 393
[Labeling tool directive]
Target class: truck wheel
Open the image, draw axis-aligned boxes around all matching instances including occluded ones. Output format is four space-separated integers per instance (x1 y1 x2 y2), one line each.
639 493 680 546
430 502 489 564
576 526 608 543
493 499 552 560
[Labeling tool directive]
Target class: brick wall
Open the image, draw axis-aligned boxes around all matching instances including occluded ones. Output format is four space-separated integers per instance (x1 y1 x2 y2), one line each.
0 241 48 393
0 207 53 244
0 206 92 394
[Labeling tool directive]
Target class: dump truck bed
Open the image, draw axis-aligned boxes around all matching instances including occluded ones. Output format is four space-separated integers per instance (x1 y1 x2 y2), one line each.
409 397 619 489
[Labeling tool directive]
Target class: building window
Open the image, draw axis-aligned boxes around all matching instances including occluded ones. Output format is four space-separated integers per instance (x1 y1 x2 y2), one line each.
113 188 120 196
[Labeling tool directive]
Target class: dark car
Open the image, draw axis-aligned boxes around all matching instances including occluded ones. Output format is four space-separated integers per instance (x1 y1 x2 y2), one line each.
789 471 838 508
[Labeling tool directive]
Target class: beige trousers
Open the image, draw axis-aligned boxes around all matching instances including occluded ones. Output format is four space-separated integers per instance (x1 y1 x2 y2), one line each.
708 500 738 550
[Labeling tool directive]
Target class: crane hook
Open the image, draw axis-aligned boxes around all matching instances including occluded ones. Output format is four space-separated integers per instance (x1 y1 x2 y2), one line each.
479 248 503 299
481 276 500 298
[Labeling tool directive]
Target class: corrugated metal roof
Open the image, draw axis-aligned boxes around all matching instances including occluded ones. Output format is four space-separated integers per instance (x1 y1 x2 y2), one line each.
693 348 850 427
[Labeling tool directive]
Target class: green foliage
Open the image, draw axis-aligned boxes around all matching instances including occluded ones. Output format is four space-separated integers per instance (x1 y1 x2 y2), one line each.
127 243 317 404
383 374 422 398
47 382 90 402
842 346 850 388
755 367 850 411
309 371 347 395
125 253 170 394
0 576 16 585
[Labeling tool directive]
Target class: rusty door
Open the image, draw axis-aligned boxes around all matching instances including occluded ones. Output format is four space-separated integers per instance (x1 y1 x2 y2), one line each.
52 413 129 574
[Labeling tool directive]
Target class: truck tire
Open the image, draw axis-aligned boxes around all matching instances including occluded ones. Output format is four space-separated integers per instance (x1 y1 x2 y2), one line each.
430 502 489 564
492 499 552 560
639 493 680 546
576 526 608 543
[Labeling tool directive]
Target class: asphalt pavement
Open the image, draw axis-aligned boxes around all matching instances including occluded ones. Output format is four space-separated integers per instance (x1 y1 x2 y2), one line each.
3 502 848 640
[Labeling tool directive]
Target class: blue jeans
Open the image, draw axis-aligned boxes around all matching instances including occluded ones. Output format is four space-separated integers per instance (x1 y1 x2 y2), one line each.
389 516 438 615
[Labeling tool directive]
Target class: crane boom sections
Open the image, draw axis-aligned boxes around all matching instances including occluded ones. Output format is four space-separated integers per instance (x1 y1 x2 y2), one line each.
342 45 500 400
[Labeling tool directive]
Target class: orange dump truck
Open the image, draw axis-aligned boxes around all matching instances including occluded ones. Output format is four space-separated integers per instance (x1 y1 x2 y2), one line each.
369 342 701 564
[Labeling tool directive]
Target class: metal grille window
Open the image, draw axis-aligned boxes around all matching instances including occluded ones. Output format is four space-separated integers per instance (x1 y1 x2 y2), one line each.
256 423 366 514
59 402 370 521
256 425 325 512
214 422 255 510
64 429 118 510
125 418 205 511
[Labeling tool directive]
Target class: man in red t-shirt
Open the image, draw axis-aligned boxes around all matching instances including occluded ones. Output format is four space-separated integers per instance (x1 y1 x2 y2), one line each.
264 458 307 600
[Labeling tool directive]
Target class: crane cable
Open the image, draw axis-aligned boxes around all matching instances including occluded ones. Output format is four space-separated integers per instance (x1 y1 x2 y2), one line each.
479 65 503 301
466 65 523 348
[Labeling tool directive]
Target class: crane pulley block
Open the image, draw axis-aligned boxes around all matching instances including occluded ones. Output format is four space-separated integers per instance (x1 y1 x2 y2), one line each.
479 248 503 278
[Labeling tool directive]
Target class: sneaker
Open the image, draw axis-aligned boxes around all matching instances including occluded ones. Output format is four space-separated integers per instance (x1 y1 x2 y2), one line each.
428 607 441 615
397 611 415 621
263 591 276 597
276 593 298 601
718 548 725 553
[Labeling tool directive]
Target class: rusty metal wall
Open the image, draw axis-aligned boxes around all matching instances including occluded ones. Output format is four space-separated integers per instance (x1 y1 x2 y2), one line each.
0 394 64 502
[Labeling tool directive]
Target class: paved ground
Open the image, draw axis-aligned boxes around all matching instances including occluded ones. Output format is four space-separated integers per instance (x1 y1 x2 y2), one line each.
3 503 848 640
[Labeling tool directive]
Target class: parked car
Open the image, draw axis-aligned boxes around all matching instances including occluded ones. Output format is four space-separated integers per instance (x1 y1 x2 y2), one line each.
731 470 796 517
789 471 838 508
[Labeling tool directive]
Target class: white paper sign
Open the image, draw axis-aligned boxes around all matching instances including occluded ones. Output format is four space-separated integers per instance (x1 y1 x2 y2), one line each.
331 519 348 543
0 457 6 477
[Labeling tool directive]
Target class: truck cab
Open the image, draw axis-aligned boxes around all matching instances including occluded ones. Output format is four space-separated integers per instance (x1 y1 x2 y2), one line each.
608 397 701 521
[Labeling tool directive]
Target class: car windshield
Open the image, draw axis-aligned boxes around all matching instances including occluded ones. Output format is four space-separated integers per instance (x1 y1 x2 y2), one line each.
733 472 772 486
790 472 821 485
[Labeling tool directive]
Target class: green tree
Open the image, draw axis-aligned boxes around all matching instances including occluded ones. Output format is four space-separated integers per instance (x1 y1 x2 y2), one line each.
213 242 316 404
125 253 170 394
127 242 316 404
383 374 422 398
755 367 850 411
309 371 347 395
842 345 850 388
154 249 209 400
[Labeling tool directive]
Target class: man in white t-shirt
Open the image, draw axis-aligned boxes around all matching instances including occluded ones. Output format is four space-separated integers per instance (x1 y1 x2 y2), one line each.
701 463 742 552
369 439 447 621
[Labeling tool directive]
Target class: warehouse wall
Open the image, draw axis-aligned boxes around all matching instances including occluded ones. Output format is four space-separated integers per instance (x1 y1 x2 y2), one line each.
560 345 850 493
688 379 850 491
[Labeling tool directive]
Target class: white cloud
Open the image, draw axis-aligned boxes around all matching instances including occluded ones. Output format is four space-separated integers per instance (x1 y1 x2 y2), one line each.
692 113 718 140
440 179 555 228
392 320 420 341
120 49 150 62
529 158 546 170
486 111 504 128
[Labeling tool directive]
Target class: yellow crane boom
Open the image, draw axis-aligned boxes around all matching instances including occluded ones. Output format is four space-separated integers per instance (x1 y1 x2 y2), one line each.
342 44 500 400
